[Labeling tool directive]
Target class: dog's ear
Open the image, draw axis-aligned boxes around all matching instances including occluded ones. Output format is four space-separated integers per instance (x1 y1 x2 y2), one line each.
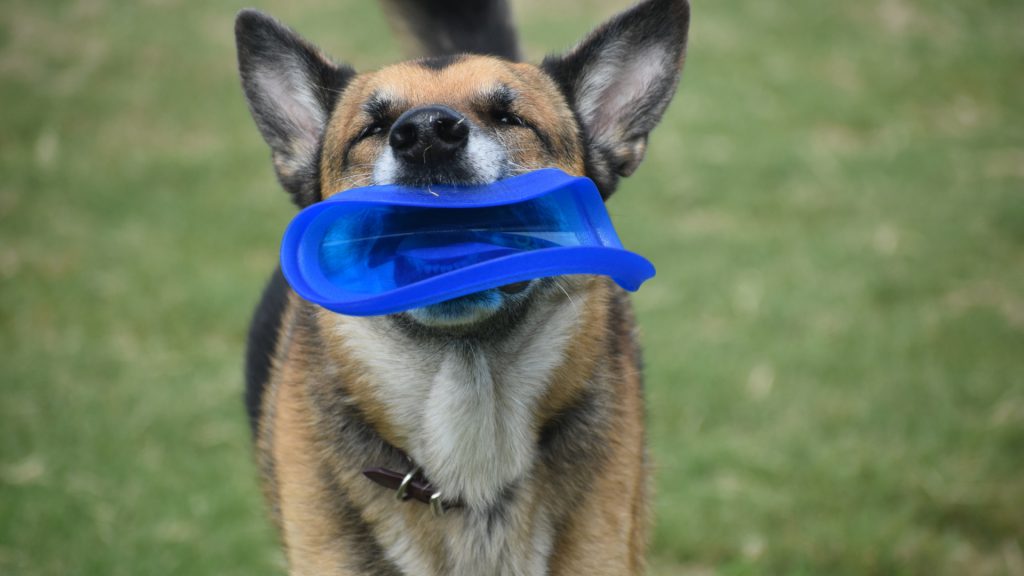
542 0 689 197
235 9 355 207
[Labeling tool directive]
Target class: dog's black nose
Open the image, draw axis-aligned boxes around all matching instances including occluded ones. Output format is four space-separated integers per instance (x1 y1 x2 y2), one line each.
389 105 469 166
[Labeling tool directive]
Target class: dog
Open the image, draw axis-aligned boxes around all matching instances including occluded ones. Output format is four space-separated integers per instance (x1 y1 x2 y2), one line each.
236 0 689 573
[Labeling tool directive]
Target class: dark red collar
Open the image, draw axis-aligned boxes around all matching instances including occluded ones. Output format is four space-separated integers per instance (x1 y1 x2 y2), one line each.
362 465 463 516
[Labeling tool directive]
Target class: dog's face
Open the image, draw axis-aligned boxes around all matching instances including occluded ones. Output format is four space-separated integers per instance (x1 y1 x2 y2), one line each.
236 0 688 330
320 57 585 327
322 57 584 191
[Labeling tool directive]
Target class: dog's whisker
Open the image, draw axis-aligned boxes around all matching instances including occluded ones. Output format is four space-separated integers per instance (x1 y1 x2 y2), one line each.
553 278 580 321
324 171 376 188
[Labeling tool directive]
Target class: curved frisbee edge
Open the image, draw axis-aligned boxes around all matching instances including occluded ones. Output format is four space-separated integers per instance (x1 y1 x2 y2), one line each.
278 168 656 317
300 246 656 316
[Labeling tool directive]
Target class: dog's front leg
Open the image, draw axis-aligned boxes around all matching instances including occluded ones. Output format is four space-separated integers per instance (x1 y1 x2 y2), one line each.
269 369 360 576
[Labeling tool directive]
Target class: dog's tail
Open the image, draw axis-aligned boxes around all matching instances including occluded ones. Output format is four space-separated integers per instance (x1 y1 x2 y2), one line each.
380 0 519 60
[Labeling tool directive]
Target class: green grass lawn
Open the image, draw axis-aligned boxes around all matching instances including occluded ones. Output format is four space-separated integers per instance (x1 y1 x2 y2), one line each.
2 0 1022 574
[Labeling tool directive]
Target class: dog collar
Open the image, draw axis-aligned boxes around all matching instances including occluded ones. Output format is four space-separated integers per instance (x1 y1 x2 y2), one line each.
280 168 656 316
362 465 461 516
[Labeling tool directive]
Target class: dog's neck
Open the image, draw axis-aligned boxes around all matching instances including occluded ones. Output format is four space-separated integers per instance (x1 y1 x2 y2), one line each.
329 289 585 511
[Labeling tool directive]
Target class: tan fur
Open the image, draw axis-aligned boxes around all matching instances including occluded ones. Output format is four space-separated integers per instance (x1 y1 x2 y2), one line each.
321 56 585 195
535 276 608 426
257 55 651 575
259 280 648 575
548 298 650 575
274 361 353 575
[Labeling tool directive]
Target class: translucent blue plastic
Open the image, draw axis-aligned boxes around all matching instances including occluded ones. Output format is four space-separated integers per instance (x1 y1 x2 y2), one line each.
280 168 655 316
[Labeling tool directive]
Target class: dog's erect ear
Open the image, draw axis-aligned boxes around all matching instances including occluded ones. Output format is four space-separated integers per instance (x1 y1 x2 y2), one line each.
542 0 689 197
235 9 355 207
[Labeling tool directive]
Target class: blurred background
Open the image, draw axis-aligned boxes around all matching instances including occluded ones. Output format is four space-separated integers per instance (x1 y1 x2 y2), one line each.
1 0 1022 574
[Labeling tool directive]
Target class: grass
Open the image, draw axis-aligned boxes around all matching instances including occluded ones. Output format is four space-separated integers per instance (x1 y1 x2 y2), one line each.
1 0 1022 574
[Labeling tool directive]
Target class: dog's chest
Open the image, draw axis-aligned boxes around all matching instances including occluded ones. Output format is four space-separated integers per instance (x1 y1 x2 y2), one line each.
337 301 581 572
342 301 579 508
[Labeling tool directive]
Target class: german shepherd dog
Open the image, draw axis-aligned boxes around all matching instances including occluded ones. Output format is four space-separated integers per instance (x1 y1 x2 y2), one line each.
237 0 689 573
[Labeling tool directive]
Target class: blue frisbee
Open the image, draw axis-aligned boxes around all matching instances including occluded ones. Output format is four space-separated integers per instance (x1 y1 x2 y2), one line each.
279 168 655 316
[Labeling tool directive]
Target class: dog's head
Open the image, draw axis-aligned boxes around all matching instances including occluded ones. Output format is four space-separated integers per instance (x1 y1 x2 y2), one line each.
236 0 689 332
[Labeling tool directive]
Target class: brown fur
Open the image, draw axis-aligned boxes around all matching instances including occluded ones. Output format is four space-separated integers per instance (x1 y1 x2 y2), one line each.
321 57 585 195
256 57 650 576
259 280 649 574
238 0 690 571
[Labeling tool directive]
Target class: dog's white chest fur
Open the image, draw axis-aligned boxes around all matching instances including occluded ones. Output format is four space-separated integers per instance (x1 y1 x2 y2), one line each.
337 297 581 574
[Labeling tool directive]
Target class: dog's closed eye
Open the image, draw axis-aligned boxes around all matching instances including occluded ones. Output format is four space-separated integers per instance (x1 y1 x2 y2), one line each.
356 122 388 142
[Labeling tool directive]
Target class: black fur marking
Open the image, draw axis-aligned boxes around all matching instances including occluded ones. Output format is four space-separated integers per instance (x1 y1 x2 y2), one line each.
340 93 404 171
293 305 441 568
235 9 356 207
382 0 520 60
479 85 559 158
363 92 403 120
417 54 465 70
244 267 289 437
538 385 614 508
296 302 409 469
525 122 557 161
605 289 627 361
318 464 404 576
482 84 517 109
310 132 327 201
